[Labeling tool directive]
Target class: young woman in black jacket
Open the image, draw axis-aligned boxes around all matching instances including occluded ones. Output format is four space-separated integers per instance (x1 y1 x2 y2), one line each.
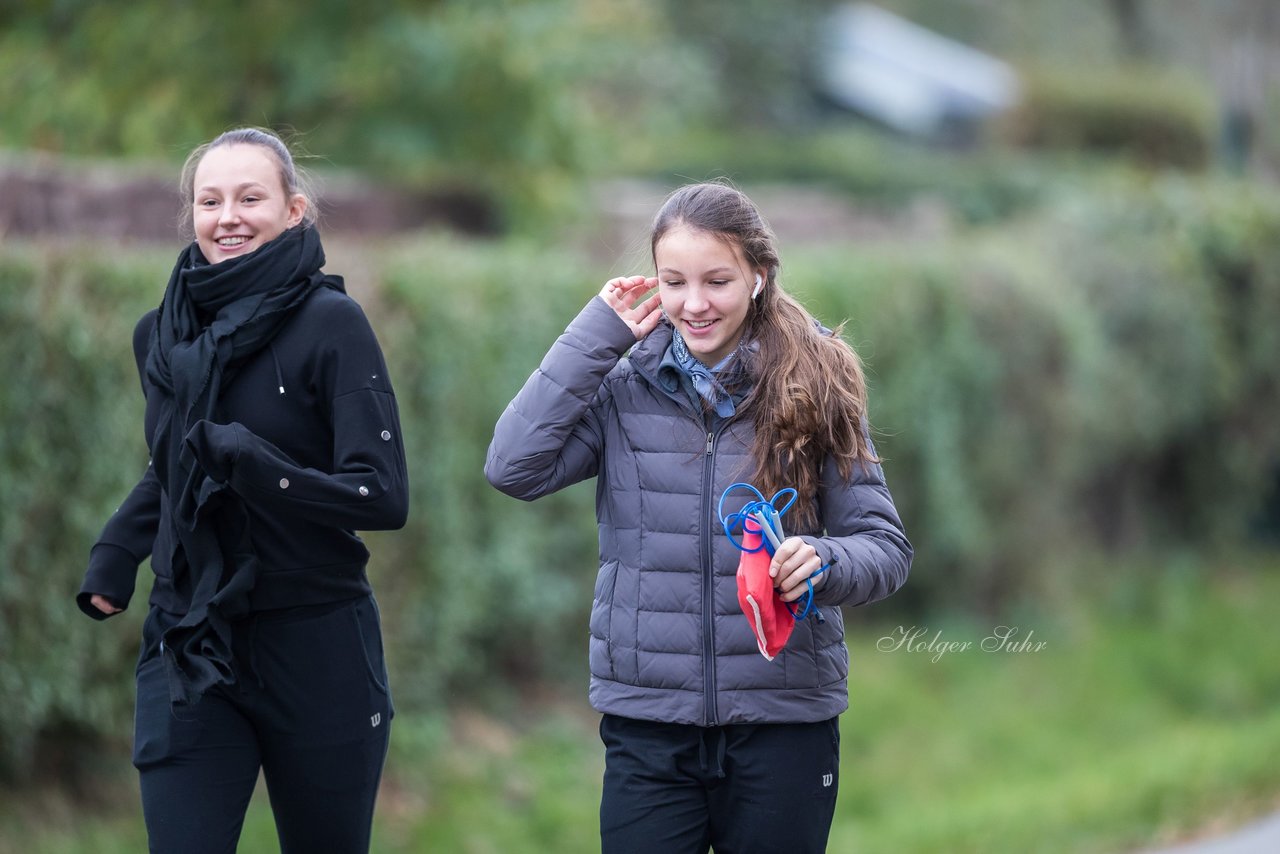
77 128 408 854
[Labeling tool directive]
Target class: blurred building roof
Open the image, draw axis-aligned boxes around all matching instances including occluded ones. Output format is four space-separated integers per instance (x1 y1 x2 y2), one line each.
816 3 1020 137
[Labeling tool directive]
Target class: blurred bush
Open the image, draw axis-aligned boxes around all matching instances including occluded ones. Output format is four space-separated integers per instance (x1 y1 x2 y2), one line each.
0 246 164 779
656 0 837 126
1000 66 1216 169
4 172 1279 780
797 177 1280 610
370 238 604 711
629 125 1048 224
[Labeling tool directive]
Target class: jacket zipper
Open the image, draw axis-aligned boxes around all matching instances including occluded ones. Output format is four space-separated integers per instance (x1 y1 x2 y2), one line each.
702 428 721 726
627 351 726 725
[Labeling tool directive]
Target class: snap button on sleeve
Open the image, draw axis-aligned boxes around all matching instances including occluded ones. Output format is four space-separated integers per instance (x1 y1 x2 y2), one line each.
380 430 391 441
359 486 370 497
279 478 290 489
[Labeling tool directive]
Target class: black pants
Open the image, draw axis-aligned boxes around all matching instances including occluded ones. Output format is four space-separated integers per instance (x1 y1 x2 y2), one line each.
599 714 840 854
132 596 393 854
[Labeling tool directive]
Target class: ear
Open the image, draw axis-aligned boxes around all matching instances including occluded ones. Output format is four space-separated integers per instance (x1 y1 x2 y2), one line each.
286 194 308 228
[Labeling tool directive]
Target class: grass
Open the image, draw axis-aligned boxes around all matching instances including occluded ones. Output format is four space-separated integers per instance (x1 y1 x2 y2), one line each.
3 555 1278 853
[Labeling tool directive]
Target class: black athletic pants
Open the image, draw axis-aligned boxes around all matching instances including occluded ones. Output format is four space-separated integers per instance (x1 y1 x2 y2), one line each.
599 713 840 854
132 596 393 854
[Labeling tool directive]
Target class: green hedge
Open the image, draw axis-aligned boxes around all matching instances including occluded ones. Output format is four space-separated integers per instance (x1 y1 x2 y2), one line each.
370 239 604 711
628 126 1049 225
3 172 1278 780
0 246 166 777
788 178 1280 609
1001 66 1216 169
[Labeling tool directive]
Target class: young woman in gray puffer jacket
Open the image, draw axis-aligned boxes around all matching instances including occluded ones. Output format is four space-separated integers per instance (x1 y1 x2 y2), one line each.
486 181 912 854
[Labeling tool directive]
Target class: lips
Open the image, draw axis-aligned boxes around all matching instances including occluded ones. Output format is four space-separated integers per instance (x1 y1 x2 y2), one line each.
683 318 719 336
211 235 255 257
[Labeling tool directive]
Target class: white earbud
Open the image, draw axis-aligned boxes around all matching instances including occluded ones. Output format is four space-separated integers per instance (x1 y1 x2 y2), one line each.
752 274 763 299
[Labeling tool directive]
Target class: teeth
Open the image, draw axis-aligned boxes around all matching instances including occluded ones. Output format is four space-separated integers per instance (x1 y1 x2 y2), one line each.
217 236 249 246
688 320 714 328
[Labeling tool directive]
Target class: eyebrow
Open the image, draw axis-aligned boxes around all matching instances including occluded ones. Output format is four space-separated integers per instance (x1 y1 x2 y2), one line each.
658 266 736 276
196 181 270 194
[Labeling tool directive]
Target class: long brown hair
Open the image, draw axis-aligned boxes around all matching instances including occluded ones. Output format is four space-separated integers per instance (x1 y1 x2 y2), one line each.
651 182 876 529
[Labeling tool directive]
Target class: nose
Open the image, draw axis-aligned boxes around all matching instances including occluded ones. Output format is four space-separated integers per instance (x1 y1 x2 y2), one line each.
684 284 710 313
218 202 241 227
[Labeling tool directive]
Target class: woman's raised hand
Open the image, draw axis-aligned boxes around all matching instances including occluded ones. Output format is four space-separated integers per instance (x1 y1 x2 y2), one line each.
599 276 662 340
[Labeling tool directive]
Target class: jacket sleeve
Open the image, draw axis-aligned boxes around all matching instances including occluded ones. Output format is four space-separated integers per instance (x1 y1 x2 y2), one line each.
484 296 635 501
76 463 162 619
77 310 161 620
185 297 409 531
801 438 913 608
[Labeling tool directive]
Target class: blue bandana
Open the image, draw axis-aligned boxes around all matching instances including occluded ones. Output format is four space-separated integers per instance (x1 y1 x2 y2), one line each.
669 330 740 418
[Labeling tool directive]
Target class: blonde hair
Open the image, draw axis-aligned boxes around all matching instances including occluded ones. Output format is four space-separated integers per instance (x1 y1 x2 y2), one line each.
178 127 316 234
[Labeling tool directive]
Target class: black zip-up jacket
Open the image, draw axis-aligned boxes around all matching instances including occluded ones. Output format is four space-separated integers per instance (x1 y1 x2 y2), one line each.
77 287 409 619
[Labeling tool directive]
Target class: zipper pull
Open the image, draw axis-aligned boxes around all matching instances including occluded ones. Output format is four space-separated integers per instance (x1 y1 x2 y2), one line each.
706 432 713 455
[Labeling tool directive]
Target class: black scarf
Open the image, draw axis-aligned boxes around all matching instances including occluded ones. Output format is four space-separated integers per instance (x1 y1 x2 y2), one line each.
145 224 338 705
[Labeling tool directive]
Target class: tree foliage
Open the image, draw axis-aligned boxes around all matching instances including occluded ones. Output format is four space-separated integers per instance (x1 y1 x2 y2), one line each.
0 0 710 225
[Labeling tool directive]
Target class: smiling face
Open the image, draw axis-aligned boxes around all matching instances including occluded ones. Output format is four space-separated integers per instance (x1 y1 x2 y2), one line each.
191 143 306 263
655 225 760 366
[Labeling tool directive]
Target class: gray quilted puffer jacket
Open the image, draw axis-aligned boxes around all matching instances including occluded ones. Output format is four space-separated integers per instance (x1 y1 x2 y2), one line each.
486 297 912 725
